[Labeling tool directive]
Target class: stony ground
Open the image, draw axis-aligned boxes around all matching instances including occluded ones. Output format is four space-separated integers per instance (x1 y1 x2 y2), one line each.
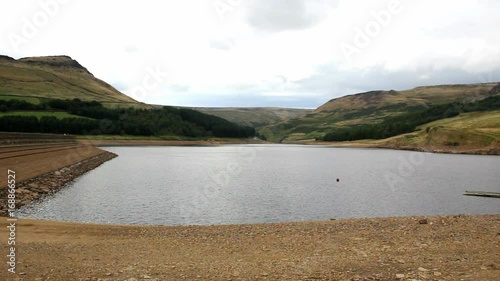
0 214 498 281
0 143 116 215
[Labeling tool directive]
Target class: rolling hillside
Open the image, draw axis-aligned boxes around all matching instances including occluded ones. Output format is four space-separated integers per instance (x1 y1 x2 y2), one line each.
0 55 149 109
188 107 312 127
259 83 500 142
365 110 500 154
150 105 312 128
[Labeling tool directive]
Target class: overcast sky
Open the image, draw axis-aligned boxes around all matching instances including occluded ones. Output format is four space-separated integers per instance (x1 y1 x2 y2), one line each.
1 0 500 108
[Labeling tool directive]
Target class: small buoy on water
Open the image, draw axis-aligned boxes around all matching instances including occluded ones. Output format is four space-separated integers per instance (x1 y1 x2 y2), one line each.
336 178 340 182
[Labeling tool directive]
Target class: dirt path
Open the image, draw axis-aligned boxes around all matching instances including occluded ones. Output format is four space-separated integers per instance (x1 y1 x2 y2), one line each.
0 215 498 281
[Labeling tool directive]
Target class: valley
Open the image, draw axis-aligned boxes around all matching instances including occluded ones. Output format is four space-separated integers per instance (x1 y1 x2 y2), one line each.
2 55 498 155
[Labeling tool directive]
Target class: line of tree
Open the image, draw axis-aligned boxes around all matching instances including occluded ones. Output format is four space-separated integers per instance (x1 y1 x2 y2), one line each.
322 95 500 141
0 98 255 138
0 99 42 112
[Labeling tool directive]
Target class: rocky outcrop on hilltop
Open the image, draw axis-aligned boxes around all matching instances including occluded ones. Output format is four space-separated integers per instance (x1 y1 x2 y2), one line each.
19 55 91 73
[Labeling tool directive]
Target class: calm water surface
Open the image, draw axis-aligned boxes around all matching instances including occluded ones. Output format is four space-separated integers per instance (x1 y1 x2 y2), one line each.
18 145 500 225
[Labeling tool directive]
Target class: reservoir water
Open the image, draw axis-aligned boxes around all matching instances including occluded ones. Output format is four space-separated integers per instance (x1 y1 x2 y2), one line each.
18 145 500 225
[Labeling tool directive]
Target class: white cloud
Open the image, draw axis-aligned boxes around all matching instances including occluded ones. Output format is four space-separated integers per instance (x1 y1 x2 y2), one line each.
243 0 334 32
0 0 499 108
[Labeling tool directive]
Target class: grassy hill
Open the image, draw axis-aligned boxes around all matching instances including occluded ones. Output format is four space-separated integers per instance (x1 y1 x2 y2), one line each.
150 105 312 128
0 55 257 140
259 83 500 142
187 107 312 127
0 55 149 109
0 111 87 119
362 110 500 154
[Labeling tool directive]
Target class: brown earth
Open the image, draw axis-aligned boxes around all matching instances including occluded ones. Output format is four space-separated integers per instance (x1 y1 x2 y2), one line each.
0 215 499 281
374 142 500 155
0 143 107 185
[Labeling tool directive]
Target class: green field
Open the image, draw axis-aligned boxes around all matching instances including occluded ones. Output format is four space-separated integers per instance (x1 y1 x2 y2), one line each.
379 110 500 149
0 111 90 119
0 95 43 104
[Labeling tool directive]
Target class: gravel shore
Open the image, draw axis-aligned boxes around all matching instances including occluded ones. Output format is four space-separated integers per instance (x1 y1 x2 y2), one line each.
1 214 498 280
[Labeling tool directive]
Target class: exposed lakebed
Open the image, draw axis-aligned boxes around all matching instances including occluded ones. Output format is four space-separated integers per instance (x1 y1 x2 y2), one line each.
18 145 500 225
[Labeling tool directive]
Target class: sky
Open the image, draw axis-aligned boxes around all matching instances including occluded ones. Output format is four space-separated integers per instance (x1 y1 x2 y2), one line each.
1 0 500 108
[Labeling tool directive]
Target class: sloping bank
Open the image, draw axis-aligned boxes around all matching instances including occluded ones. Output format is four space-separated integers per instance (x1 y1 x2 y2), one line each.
0 147 116 216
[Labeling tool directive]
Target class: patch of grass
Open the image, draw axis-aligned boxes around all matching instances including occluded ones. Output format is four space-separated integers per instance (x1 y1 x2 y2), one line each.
0 111 90 119
381 110 500 148
418 111 500 131
0 95 41 104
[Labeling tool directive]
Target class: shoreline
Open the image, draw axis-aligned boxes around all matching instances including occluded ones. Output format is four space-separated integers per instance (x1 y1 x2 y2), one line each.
81 138 499 155
2 138 496 218
334 143 500 156
9 212 500 228
1 214 498 280
0 150 117 216
78 138 268 147
284 140 500 155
